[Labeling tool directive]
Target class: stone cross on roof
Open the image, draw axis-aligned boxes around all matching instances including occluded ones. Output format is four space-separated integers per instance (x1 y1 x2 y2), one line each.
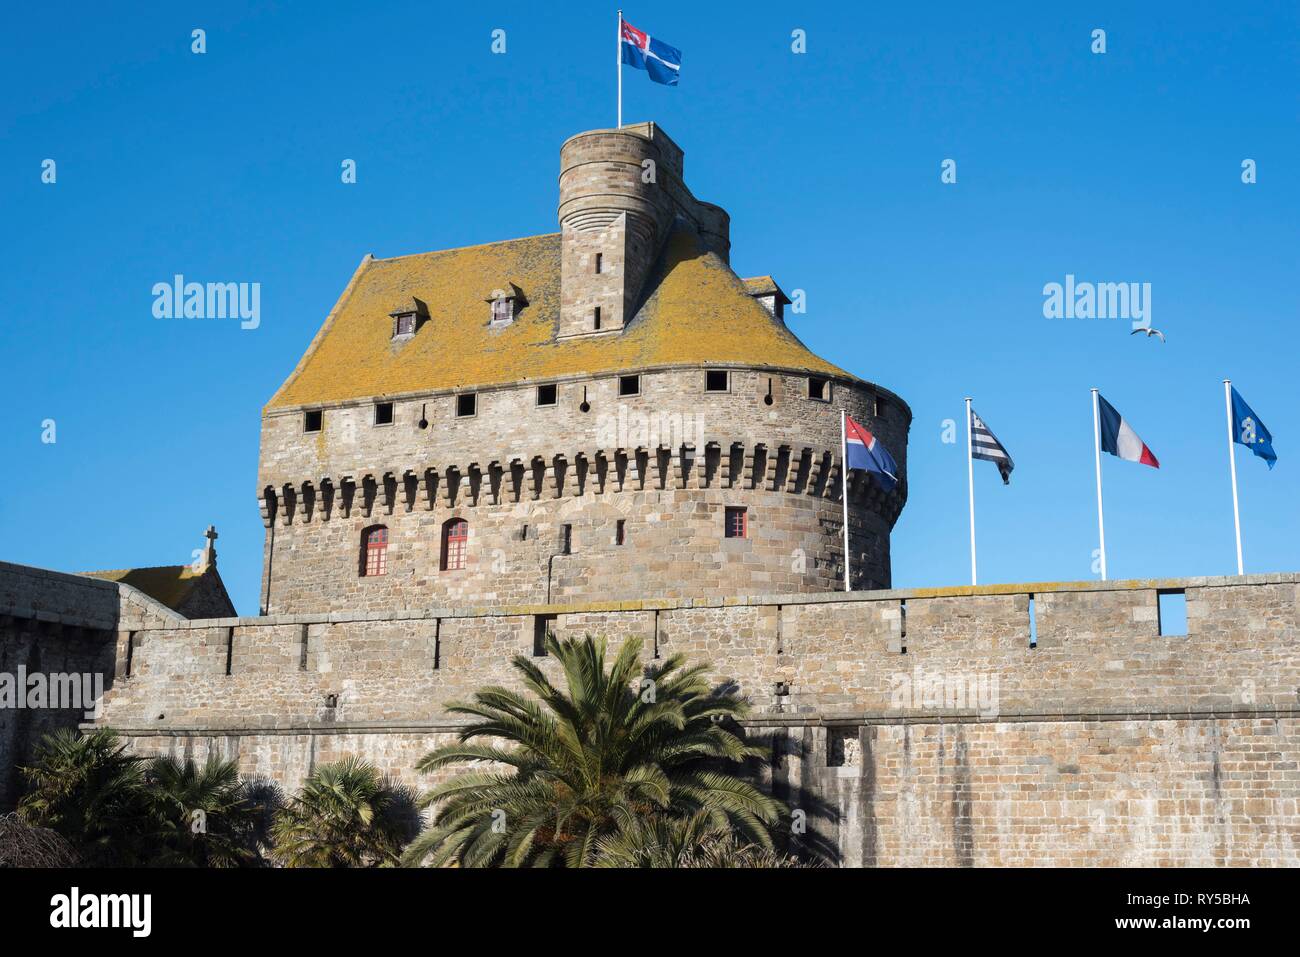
201 524 218 570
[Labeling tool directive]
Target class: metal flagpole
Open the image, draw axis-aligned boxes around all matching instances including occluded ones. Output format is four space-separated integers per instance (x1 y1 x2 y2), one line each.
841 409 851 591
965 397 976 585
616 10 623 129
1224 378 1244 576
1091 388 1107 581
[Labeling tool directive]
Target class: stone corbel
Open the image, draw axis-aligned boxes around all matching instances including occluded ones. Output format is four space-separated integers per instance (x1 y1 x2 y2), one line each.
280 483 297 527
467 463 482 506
300 481 316 524
402 470 420 513
381 472 398 515
420 468 438 511
572 453 589 497
259 488 277 528
319 478 335 521
550 454 568 499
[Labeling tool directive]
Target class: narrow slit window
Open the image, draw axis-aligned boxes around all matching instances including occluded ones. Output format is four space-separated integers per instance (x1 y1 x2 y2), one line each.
561 523 573 555
593 307 602 331
615 519 626 545
595 253 603 274
1028 595 1037 648
533 614 556 657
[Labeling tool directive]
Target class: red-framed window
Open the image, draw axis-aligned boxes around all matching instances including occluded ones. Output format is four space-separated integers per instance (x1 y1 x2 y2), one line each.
361 525 388 577
725 506 747 539
441 518 469 571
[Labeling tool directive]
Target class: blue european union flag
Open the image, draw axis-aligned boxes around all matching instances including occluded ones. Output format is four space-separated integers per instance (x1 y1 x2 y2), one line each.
1230 386 1277 469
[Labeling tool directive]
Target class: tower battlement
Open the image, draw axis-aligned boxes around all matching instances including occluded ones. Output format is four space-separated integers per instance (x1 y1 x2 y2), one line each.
256 125 911 615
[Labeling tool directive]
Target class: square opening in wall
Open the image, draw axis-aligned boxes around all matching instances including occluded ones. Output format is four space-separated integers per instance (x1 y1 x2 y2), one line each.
1158 590 1187 636
536 384 557 406
456 393 477 417
706 370 729 392
374 402 394 426
619 374 640 397
808 377 829 402
725 506 747 538
533 614 556 657
304 410 323 433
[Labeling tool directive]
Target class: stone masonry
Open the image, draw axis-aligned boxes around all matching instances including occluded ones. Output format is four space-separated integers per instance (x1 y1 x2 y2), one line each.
82 574 1300 866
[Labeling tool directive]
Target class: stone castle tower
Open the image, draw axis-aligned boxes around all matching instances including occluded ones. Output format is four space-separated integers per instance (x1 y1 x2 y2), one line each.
256 123 910 614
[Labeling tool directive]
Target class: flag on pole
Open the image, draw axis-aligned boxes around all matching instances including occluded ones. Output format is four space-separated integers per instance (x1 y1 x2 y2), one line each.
1229 386 1277 469
1096 394 1160 468
620 19 681 85
845 415 898 492
969 408 1014 484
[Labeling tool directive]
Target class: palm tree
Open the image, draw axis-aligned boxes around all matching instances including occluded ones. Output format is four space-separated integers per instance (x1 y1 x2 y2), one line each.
270 757 418 867
593 813 814 868
17 728 153 866
145 755 267 867
403 634 783 868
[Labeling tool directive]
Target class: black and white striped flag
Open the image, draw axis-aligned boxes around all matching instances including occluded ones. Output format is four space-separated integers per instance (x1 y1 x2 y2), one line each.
970 409 1014 484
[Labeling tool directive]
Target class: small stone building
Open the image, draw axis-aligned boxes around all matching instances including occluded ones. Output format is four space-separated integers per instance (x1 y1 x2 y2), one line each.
257 122 911 614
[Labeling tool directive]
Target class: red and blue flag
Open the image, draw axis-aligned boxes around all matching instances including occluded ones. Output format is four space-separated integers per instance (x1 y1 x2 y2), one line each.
845 415 898 492
621 20 681 86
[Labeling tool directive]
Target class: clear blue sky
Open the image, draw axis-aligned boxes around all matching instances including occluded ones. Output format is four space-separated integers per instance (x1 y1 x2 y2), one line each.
2 1 1296 614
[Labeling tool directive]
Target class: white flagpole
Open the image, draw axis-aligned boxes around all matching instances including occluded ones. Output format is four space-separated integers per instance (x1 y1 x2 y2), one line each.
616 10 623 129
965 397 977 585
841 409 851 591
1091 388 1107 581
1224 378 1244 575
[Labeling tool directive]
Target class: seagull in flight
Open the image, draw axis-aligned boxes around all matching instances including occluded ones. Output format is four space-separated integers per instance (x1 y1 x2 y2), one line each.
1131 326 1165 343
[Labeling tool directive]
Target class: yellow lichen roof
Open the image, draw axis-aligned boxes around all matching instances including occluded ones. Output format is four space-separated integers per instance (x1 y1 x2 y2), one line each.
266 225 853 409
80 565 201 612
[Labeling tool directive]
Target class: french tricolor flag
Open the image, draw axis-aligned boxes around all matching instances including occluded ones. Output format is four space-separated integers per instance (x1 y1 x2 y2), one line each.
1097 393 1160 468
845 415 899 492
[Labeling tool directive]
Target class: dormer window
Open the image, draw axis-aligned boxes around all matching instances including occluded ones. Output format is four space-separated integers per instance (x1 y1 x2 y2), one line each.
389 297 428 340
486 283 526 327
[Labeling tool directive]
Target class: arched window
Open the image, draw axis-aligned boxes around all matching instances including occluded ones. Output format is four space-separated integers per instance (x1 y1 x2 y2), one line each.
441 518 468 571
361 525 388 577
